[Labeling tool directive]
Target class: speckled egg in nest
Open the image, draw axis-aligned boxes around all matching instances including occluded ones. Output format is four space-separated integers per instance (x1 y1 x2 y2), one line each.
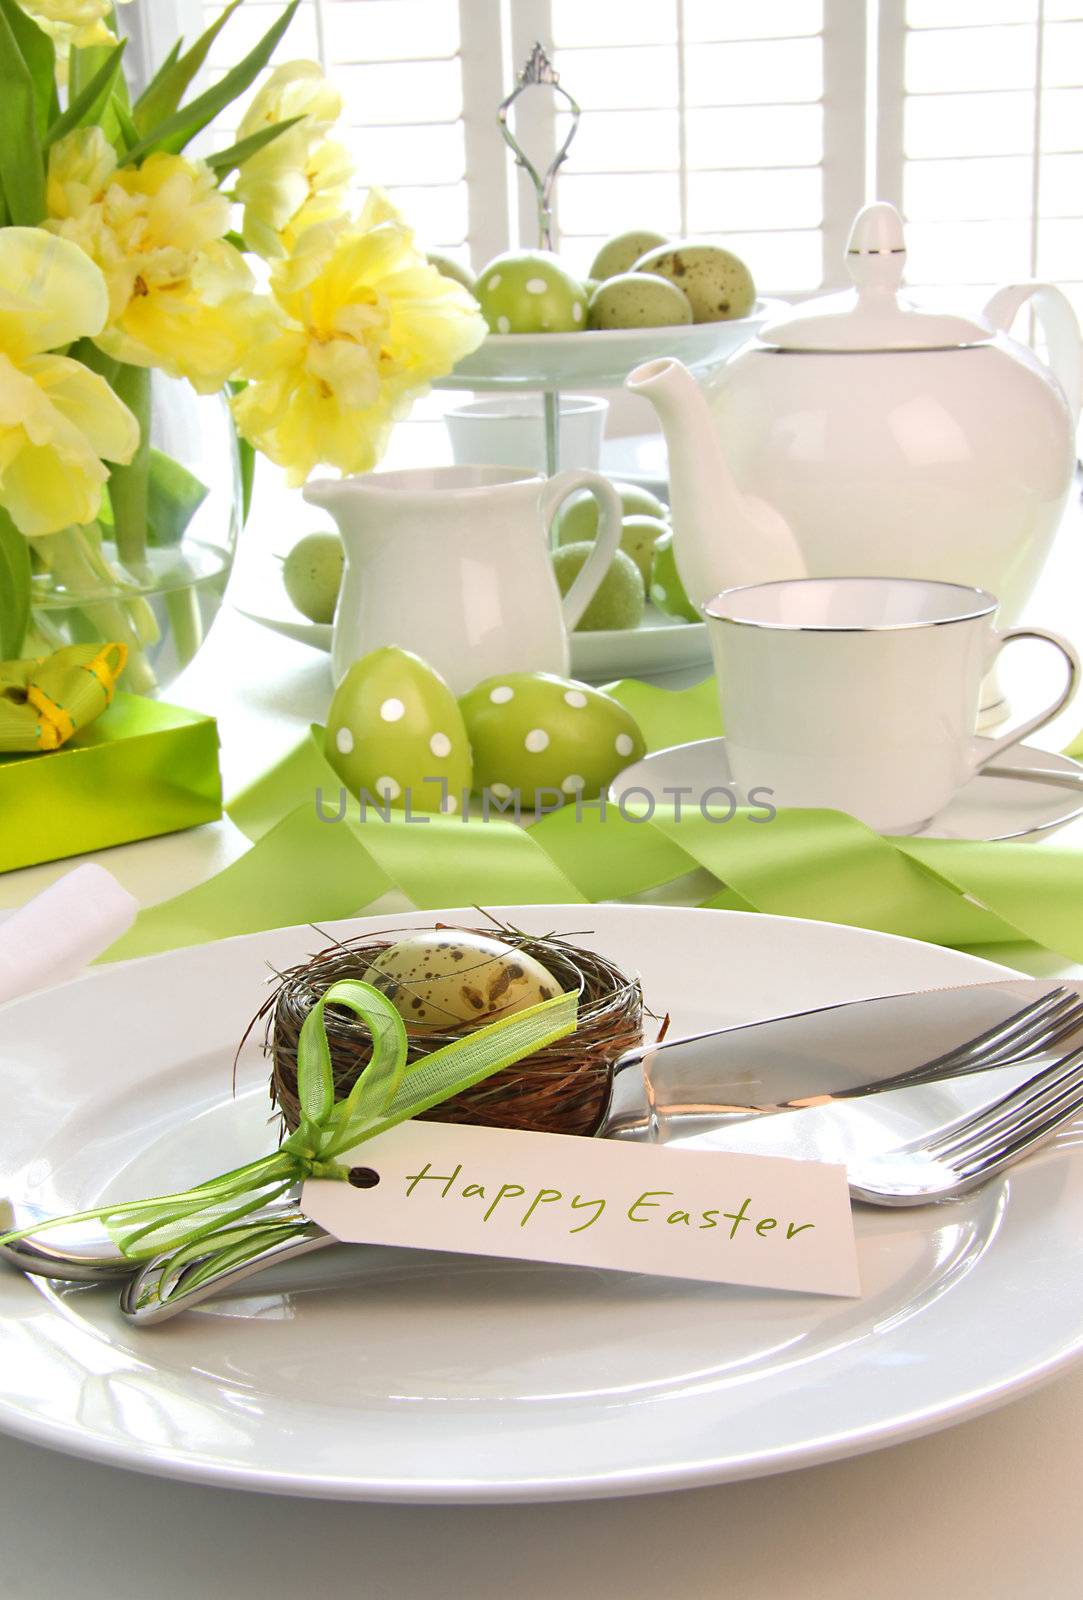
261 922 645 1139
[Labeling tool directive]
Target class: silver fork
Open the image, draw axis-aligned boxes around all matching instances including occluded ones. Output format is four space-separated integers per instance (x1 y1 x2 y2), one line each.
848 1039 1083 1204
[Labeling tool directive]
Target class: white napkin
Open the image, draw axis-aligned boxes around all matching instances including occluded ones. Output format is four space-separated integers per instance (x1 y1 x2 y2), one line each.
0 864 138 1005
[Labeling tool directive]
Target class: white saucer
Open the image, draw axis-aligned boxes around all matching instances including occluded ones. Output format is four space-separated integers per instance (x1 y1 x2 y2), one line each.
233 600 711 685
609 736 1083 841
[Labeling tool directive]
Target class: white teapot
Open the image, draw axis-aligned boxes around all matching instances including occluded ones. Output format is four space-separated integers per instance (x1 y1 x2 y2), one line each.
628 202 1081 712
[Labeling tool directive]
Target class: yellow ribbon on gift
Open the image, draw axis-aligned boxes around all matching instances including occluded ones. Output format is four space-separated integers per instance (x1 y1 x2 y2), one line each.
0 642 128 753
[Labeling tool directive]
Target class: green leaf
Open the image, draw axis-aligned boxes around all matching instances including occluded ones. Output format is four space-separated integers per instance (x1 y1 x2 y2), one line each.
112 96 140 154
228 383 255 524
108 363 152 567
122 0 302 165
205 115 304 178
69 9 130 147
0 0 57 137
44 40 126 150
132 0 244 136
146 449 209 546
0 508 31 660
0 3 44 224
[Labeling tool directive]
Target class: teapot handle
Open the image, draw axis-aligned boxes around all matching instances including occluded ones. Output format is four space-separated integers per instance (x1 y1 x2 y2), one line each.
983 282 1083 426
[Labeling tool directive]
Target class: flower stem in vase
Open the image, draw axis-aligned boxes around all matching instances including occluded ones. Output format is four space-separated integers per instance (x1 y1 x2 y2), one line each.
109 364 152 571
32 525 160 694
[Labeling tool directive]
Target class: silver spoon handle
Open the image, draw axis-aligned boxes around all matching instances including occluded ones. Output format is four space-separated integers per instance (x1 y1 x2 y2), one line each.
119 1219 334 1325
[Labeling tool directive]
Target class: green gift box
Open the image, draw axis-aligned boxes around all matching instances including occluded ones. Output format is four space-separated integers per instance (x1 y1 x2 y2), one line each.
0 692 222 873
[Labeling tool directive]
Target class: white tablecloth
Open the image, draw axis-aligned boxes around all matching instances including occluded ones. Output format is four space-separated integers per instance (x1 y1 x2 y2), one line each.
3 490 1083 1599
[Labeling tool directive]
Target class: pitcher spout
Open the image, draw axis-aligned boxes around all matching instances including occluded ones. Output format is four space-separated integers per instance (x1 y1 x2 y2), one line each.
626 357 804 605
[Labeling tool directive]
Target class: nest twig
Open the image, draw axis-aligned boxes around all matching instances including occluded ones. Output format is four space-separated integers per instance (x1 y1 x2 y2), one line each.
257 919 644 1140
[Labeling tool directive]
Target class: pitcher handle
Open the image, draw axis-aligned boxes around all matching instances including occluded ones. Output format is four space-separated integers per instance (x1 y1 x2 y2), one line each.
983 282 1083 426
540 470 624 632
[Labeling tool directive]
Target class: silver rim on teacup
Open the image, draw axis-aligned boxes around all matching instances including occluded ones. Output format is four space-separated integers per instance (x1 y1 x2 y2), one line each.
703 576 1000 632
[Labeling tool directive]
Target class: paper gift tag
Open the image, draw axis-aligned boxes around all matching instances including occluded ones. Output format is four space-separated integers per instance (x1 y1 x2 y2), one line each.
302 1120 860 1298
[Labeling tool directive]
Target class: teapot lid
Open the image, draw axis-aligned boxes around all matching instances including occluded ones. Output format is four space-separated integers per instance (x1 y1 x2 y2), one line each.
758 203 994 352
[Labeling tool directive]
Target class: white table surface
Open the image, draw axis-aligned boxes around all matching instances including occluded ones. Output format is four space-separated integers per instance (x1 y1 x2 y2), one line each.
3 478 1083 1599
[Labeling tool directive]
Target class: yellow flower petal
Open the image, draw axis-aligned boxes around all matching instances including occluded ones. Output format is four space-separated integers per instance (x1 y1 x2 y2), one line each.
0 228 109 360
0 355 109 536
23 353 139 465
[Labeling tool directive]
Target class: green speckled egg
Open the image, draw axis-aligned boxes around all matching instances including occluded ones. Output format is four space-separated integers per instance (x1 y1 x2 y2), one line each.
619 514 670 589
475 250 587 334
556 480 668 545
588 272 692 330
282 531 344 623
650 530 700 622
460 671 647 808
634 242 756 323
552 543 645 632
362 929 561 1033
324 646 472 813
590 230 669 281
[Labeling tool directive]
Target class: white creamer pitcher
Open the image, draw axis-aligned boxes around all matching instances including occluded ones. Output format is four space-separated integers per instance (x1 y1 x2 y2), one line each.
304 466 623 693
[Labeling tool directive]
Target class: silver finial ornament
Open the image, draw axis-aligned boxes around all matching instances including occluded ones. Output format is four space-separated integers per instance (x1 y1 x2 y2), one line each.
497 41 581 252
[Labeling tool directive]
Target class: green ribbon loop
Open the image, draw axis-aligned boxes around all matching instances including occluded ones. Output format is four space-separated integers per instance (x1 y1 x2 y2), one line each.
0 978 579 1268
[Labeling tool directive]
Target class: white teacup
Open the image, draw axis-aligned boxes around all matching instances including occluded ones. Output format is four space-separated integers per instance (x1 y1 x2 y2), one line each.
444 395 609 473
704 577 1081 834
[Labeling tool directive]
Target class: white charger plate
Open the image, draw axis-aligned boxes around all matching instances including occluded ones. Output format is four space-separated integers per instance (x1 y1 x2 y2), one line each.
233 600 710 684
434 304 776 391
3 904 1083 1503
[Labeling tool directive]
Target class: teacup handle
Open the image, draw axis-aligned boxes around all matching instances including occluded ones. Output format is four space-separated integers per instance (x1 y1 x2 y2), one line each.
540 470 624 632
974 626 1082 771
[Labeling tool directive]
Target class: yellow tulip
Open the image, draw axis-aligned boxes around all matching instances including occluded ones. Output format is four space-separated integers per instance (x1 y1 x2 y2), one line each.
234 61 353 259
15 0 128 49
45 129 266 394
232 191 486 485
0 228 138 538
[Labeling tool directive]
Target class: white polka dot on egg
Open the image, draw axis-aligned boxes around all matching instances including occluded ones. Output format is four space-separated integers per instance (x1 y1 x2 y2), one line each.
525 278 548 295
525 728 550 753
562 774 585 794
563 689 588 709
488 273 502 289
441 792 458 814
335 726 354 754
379 698 405 723
615 733 634 757
496 316 510 334
572 302 584 322
650 583 666 605
429 732 452 758
489 685 514 704
490 782 512 799
375 775 401 800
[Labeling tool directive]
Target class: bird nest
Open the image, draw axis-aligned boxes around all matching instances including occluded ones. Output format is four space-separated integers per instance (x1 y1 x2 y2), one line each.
258 921 645 1140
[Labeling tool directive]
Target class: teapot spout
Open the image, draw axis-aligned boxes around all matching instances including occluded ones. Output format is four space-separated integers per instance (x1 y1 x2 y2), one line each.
626 357 804 606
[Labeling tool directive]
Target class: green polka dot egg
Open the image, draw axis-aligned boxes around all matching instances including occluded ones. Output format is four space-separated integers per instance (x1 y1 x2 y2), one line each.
324 646 472 813
475 250 587 335
460 672 646 808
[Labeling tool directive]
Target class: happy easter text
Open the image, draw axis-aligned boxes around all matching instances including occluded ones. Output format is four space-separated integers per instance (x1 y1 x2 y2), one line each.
400 1160 815 1242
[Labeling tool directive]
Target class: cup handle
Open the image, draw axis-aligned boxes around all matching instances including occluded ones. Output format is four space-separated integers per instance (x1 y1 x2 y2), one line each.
540 469 624 632
974 626 1082 771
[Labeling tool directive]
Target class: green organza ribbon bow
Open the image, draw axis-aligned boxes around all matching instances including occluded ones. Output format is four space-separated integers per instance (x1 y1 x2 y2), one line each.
0 978 578 1278
0 641 127 753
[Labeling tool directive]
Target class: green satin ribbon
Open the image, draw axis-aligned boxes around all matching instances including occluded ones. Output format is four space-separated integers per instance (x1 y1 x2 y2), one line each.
0 642 127 753
104 676 1083 971
0 979 579 1276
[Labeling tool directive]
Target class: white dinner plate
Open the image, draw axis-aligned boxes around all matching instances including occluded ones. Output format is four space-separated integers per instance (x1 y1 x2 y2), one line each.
433 304 776 391
610 736 1083 841
3 904 1083 1502
233 599 710 684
